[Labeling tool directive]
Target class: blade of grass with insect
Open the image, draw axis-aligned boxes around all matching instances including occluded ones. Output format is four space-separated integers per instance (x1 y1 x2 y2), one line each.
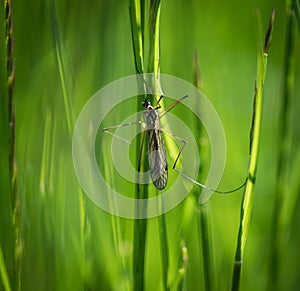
269 1 299 289
147 1 171 290
130 1 172 289
193 53 215 291
231 10 275 291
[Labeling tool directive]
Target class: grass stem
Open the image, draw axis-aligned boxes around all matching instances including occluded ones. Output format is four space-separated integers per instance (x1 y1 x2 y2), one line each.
231 10 275 291
4 0 22 290
269 1 298 289
130 1 148 290
130 1 165 290
193 53 215 291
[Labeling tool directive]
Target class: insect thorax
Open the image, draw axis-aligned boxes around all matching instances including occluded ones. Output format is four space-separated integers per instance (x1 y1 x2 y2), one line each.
144 108 160 130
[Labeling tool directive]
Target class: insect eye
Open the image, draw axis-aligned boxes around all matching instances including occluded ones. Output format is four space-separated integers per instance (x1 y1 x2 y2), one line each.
142 101 148 108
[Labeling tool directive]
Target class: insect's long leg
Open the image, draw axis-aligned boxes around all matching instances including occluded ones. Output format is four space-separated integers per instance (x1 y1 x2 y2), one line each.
175 169 247 194
160 128 187 168
102 120 145 145
159 95 189 119
162 128 247 194
153 77 164 108
154 95 163 109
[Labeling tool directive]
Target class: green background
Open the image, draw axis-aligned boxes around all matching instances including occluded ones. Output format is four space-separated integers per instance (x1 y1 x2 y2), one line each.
0 0 299 290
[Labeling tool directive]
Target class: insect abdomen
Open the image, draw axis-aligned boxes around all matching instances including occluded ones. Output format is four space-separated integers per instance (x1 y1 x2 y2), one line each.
148 129 168 190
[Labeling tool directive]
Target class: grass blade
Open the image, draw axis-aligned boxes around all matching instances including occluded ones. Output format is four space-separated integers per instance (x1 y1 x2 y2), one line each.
130 1 167 290
197 204 214 291
4 0 22 290
129 1 148 290
193 53 215 291
0 245 11 291
176 235 188 291
49 0 75 136
231 10 275 291
147 1 171 290
269 1 298 289
147 0 161 74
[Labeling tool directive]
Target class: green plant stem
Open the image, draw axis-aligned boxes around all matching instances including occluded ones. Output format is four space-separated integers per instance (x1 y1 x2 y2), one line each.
176 235 188 291
269 2 298 289
147 1 171 290
231 10 275 291
49 0 75 137
157 199 169 290
5 0 21 290
0 245 11 291
197 204 214 291
130 1 148 290
130 0 164 289
193 53 215 291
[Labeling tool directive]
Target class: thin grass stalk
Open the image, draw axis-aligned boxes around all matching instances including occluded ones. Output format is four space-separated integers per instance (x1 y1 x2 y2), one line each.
231 10 275 291
129 1 148 290
130 1 166 289
157 197 169 290
284 145 300 229
146 1 171 290
0 245 11 291
193 53 215 291
49 0 74 136
197 204 214 291
269 2 298 289
293 0 300 30
49 1 89 288
147 0 161 75
5 0 21 290
176 236 188 291
39 113 52 196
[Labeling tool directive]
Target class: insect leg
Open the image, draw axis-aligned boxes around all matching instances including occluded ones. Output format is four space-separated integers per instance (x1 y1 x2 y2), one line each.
159 95 189 119
160 128 187 169
161 129 247 194
102 120 145 145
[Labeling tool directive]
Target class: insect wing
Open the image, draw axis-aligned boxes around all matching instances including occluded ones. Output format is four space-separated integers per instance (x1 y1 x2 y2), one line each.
148 129 168 190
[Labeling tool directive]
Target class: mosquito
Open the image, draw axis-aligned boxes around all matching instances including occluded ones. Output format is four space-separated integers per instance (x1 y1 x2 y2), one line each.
102 75 247 193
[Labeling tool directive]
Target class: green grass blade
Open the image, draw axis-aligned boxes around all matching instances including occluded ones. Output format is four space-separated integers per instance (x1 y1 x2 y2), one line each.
157 198 169 290
291 0 300 30
147 0 161 74
176 235 188 291
197 204 214 291
49 0 75 136
130 1 148 290
129 0 145 73
0 245 11 291
147 1 171 289
231 10 275 291
269 2 298 289
193 53 215 291
4 0 22 290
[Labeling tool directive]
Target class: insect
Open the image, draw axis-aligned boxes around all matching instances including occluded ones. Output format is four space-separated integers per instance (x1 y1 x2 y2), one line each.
142 97 168 189
102 76 247 193
141 93 189 189
102 90 187 190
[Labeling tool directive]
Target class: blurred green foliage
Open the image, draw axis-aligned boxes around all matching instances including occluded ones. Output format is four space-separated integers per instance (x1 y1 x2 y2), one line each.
0 0 299 290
